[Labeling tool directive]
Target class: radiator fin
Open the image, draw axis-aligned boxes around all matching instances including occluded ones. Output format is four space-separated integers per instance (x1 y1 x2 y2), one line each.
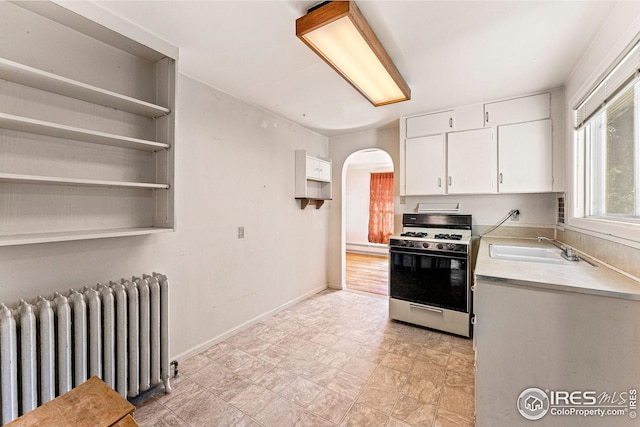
0 273 171 425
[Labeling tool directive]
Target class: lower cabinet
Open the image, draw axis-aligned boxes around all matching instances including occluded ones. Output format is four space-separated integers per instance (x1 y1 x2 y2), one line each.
475 280 640 427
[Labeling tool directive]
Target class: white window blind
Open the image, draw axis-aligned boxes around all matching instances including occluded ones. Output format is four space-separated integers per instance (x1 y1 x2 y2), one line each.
574 41 640 128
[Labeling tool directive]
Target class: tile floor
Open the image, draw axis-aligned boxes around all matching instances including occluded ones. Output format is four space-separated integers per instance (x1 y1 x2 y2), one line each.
134 289 476 427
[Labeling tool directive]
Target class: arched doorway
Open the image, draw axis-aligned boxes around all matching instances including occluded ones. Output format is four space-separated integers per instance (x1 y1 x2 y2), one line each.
342 149 393 296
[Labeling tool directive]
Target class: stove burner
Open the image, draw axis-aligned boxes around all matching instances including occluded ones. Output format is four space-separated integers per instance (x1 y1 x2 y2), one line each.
401 232 428 238
434 233 463 240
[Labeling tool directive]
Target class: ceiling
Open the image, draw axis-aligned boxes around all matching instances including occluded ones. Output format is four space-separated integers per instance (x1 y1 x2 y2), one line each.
94 0 617 137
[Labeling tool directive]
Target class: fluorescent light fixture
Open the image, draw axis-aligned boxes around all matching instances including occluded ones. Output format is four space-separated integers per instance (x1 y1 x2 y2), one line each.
296 1 411 107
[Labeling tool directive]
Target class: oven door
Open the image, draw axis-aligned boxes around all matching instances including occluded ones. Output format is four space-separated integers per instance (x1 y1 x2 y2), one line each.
389 247 469 313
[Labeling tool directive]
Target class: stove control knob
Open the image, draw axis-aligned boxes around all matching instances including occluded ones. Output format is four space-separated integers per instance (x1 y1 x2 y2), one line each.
437 243 444 250
447 243 455 250
422 242 430 249
400 240 407 246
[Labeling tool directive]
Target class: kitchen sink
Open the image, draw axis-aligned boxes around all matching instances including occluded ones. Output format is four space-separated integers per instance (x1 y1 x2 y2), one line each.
489 244 572 264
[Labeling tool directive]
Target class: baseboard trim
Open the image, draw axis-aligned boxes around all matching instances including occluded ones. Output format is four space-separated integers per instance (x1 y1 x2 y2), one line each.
346 242 388 256
172 284 328 362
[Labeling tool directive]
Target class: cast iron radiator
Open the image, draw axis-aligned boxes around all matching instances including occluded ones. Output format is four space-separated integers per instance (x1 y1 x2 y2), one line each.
0 272 171 425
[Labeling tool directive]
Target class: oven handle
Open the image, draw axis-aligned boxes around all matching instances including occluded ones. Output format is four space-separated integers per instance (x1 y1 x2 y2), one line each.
389 249 467 260
409 303 444 314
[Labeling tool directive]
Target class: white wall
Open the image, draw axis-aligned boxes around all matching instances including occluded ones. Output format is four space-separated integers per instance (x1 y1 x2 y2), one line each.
0 74 330 360
328 126 401 288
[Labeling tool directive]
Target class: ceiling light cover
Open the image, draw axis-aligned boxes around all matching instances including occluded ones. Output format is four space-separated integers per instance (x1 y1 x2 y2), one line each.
296 1 411 107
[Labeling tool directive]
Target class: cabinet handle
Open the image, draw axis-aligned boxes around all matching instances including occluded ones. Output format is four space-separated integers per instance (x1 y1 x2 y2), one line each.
449 117 453 128
485 111 489 123
499 173 503 184
438 177 442 187
448 176 452 186
471 315 477 325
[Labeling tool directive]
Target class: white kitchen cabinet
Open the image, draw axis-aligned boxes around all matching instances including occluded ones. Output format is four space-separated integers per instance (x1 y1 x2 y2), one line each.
447 128 495 194
0 2 176 246
305 156 331 182
453 103 485 131
475 277 640 427
404 134 446 195
498 119 553 193
484 92 550 126
295 150 332 208
406 104 485 139
406 110 454 138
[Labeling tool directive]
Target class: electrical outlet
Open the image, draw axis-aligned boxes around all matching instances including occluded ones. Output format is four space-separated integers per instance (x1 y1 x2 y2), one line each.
511 210 520 221
238 226 245 238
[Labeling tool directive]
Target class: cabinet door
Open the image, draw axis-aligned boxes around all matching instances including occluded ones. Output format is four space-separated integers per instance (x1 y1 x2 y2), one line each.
305 157 319 179
484 93 550 127
498 119 552 193
316 159 331 181
405 135 446 195
453 104 484 132
447 128 495 194
406 110 454 138
305 157 331 182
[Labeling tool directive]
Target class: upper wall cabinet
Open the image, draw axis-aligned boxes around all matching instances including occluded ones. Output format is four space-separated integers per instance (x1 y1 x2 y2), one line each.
405 104 484 138
484 93 550 127
405 134 446 195
498 119 552 193
447 128 495 194
400 91 559 196
0 1 177 246
406 110 454 138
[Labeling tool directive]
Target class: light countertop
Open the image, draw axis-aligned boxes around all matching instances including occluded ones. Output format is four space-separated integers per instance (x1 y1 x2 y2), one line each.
474 236 640 300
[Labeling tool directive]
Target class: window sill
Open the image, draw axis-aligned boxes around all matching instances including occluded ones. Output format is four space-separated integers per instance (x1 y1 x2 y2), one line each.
565 216 640 249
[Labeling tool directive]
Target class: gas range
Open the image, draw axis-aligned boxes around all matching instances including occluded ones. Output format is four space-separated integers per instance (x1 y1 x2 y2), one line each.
388 214 472 254
388 213 474 337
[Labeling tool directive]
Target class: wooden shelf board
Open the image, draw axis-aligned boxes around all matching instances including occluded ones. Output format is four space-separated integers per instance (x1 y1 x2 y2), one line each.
0 172 170 189
0 113 170 152
0 227 174 247
0 58 170 118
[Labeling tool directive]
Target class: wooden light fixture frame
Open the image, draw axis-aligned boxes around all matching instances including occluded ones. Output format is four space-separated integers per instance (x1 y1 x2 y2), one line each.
296 1 411 107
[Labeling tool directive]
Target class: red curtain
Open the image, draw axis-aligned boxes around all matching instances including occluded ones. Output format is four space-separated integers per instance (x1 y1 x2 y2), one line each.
368 172 394 244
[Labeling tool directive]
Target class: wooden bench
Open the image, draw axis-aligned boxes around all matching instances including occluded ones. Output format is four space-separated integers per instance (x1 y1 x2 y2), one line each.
6 377 138 427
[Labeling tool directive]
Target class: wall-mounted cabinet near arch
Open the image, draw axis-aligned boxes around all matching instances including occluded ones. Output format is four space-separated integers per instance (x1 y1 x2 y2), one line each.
295 149 332 209
0 1 176 246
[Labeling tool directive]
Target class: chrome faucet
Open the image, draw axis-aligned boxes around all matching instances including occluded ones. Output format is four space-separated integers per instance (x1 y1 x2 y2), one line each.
537 237 580 262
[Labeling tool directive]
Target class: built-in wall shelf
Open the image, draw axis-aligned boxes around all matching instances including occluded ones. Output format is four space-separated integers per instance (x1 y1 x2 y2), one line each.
0 227 173 247
0 113 170 152
0 1 176 246
0 58 170 118
0 173 170 190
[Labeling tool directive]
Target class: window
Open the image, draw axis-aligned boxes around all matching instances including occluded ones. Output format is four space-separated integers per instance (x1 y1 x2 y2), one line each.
574 42 640 225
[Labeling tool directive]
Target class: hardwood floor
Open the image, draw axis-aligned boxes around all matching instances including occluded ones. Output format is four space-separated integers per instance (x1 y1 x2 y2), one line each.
345 252 389 296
